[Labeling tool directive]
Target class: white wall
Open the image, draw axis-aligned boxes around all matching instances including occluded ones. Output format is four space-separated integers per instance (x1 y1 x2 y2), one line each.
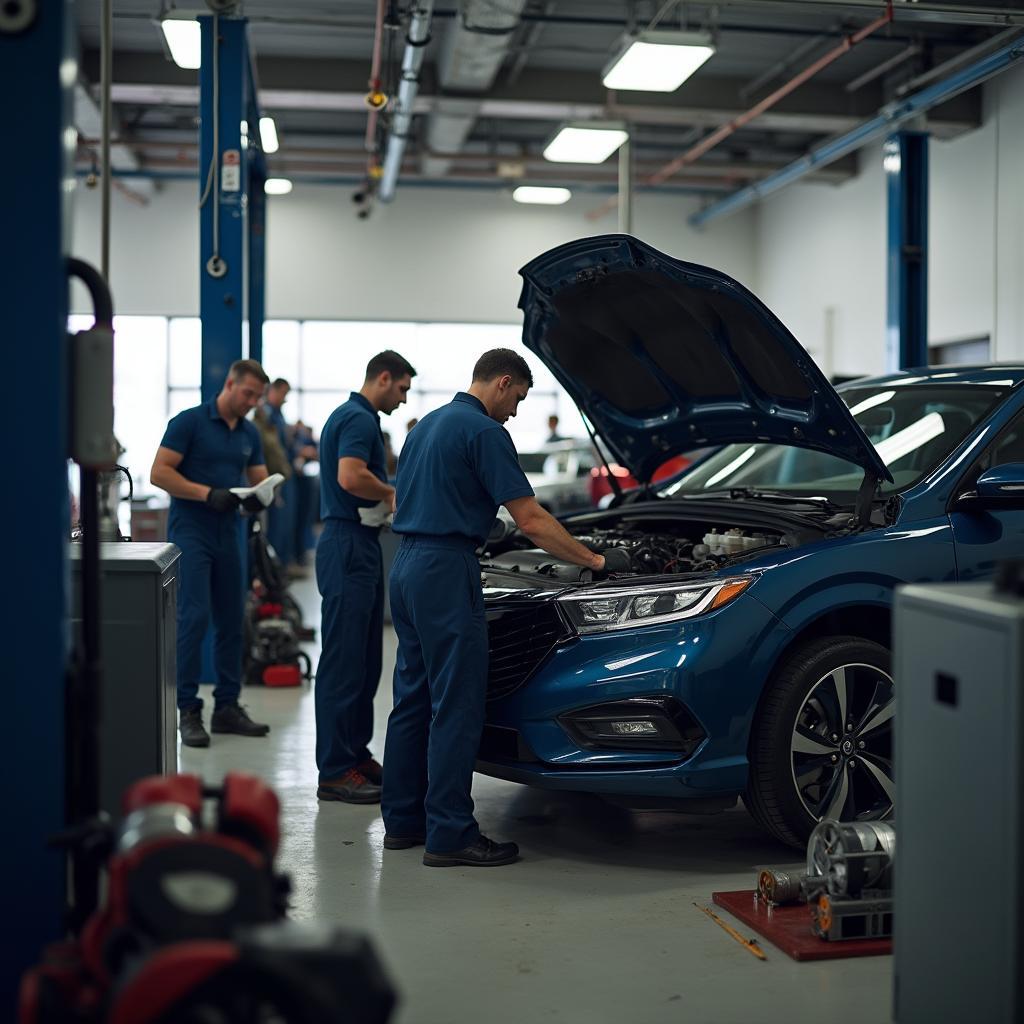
755 63 1024 377
71 182 757 323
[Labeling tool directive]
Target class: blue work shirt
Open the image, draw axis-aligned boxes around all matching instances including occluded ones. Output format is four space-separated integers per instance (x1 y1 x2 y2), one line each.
393 392 534 545
160 397 264 531
320 392 388 523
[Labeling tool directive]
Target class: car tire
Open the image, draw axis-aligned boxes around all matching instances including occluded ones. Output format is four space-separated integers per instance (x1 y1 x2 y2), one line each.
745 636 894 848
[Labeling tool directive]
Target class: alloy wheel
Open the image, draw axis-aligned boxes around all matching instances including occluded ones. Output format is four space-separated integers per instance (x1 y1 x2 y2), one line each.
789 662 894 823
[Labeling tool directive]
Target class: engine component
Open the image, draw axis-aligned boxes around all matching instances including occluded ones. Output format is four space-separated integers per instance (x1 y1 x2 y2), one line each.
812 891 893 942
757 867 807 906
806 819 895 899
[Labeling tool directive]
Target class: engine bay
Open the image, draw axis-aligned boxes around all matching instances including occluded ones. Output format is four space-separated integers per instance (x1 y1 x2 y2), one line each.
481 519 785 583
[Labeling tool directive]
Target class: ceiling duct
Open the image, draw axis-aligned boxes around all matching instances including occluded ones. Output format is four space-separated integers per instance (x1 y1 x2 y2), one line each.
422 0 528 178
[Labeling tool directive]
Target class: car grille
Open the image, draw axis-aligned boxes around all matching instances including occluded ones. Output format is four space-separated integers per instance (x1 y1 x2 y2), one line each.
486 601 569 701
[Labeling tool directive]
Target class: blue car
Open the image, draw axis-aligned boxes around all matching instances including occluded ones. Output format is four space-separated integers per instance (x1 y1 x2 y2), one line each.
477 234 1024 847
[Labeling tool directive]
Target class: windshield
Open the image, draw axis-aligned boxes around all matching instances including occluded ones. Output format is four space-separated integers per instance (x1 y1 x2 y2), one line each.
661 383 1006 502
518 453 549 474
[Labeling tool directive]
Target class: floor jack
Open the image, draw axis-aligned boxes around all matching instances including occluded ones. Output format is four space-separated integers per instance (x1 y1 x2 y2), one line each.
20 261 396 1023
244 515 314 687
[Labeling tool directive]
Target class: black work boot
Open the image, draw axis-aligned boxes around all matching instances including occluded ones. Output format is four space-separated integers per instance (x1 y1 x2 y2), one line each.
210 702 270 737
179 707 210 748
423 835 520 867
317 768 381 804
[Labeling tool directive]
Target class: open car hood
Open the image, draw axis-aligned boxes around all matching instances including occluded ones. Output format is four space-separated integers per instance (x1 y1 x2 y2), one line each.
518 235 892 486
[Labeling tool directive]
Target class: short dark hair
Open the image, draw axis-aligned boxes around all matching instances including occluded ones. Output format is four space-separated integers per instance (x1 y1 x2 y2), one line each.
228 359 269 385
365 350 417 382
472 348 533 387
270 377 290 390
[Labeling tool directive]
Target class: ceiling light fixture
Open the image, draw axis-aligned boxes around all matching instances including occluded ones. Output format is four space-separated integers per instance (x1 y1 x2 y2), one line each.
264 178 293 195
513 186 572 205
259 116 279 154
602 31 715 92
543 123 629 164
159 15 202 71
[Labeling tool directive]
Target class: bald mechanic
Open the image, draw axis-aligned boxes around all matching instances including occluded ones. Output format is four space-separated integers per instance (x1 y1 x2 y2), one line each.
151 358 272 748
381 348 630 866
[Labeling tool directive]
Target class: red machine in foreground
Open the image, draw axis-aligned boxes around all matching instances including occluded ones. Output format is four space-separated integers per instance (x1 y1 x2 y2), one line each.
21 773 396 1023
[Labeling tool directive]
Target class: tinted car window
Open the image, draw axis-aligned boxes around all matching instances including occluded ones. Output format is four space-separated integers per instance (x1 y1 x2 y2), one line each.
662 384 1005 502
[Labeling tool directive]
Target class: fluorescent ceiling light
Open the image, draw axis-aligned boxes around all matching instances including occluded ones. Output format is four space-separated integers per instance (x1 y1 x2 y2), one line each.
259 116 279 154
513 186 571 205
160 17 201 71
543 124 628 164
264 178 293 195
602 31 715 92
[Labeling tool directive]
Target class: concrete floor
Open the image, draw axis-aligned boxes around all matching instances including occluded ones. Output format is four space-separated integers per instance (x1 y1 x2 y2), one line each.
181 577 894 1024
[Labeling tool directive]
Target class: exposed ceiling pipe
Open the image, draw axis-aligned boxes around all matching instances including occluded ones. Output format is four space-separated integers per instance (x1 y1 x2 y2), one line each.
738 30 834 100
689 33 1024 227
586 3 894 220
844 42 920 92
422 0 527 179
364 0 388 163
378 0 434 203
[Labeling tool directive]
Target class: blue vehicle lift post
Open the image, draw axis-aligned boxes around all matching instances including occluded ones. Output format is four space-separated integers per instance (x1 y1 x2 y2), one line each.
886 131 929 372
198 13 268 395
197 13 268 681
2 0 74 1012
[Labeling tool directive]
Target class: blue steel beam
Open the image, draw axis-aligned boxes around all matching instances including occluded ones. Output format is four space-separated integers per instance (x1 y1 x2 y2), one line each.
690 35 1024 229
199 15 249 401
886 132 929 371
2 0 74 1011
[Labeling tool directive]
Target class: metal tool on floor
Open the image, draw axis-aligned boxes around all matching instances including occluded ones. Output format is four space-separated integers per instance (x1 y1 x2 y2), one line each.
695 903 767 960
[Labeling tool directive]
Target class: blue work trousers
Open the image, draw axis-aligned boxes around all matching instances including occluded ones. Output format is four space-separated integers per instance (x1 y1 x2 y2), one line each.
315 519 383 781
267 474 297 567
382 536 489 853
170 513 246 712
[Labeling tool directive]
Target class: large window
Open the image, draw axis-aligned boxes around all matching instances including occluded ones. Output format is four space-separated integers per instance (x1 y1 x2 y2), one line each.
69 316 583 496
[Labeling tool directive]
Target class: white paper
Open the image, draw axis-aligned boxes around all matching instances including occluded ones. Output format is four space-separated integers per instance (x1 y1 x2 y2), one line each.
358 499 393 528
230 472 285 508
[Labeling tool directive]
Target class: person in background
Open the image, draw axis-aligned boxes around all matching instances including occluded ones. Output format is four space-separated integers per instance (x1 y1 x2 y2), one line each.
264 378 299 574
291 419 319 568
381 348 625 867
546 414 565 443
406 416 419 434
382 431 398 478
315 350 416 804
150 359 273 748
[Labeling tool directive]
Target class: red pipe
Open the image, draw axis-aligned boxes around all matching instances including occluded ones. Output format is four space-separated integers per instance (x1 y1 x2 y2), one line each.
587 2 893 220
364 0 387 160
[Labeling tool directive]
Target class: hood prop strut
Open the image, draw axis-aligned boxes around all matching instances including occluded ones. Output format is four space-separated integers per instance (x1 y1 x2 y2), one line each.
854 468 880 528
578 410 624 506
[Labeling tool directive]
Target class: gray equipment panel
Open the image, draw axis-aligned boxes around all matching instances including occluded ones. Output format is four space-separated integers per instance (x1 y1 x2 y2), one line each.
70 542 180 815
893 582 1024 1023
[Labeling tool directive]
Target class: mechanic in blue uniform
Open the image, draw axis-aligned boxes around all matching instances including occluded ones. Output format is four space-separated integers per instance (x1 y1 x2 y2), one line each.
263 377 296 570
381 348 629 867
315 351 417 803
151 359 272 749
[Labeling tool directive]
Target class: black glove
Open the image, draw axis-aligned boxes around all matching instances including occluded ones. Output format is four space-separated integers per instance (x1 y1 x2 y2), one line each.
206 488 241 513
600 547 632 575
241 494 265 513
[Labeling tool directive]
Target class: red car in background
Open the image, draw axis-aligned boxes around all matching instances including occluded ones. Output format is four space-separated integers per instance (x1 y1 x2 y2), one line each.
589 454 693 505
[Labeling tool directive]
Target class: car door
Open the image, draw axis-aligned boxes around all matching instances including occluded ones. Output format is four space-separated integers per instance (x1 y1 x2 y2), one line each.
949 408 1024 580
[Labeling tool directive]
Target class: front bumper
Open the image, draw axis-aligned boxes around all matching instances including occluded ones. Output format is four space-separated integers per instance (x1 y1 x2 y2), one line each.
476 593 787 799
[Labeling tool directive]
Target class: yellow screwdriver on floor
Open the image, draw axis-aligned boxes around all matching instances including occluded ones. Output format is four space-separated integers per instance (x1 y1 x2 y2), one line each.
694 903 768 961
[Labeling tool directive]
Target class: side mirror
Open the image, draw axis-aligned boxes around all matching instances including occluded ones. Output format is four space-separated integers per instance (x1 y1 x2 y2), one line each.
962 463 1024 510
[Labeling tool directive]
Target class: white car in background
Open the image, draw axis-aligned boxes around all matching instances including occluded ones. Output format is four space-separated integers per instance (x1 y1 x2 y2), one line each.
518 441 598 515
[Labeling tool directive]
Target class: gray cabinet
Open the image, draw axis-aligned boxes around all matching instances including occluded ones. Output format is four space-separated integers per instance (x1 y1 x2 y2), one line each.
70 542 180 815
893 582 1024 1023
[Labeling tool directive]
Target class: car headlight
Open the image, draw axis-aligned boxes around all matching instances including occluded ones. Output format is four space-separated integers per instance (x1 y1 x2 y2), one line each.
557 576 754 634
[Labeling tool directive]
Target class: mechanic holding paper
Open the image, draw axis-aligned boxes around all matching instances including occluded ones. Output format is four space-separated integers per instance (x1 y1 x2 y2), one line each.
315 351 417 804
150 359 272 749
381 348 630 867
